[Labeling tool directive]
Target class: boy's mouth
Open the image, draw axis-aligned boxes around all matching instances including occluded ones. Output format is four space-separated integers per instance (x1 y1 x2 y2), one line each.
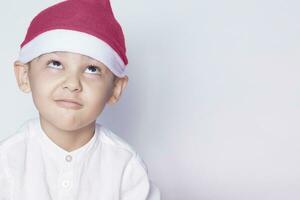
54 99 83 110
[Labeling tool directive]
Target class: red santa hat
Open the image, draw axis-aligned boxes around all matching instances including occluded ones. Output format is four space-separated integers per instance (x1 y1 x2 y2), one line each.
18 0 128 77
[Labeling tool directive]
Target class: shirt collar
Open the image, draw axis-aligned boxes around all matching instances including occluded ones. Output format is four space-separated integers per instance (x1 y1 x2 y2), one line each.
29 118 101 167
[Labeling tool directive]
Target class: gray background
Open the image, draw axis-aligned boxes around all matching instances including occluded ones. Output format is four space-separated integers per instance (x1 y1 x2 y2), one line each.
1 0 300 199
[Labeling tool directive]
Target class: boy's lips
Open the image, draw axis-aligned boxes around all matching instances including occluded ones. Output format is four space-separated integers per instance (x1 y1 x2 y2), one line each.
54 99 83 110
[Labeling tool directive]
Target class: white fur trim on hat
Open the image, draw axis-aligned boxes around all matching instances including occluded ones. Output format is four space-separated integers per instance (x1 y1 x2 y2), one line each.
18 29 126 77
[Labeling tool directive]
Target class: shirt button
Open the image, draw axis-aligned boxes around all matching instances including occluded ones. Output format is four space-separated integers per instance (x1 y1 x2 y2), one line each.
62 180 71 188
65 155 72 162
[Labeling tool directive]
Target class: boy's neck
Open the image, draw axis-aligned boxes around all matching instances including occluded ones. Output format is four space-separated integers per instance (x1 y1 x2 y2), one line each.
39 117 96 152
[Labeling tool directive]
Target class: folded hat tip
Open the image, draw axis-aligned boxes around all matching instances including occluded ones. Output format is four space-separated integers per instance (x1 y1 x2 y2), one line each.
77 0 109 3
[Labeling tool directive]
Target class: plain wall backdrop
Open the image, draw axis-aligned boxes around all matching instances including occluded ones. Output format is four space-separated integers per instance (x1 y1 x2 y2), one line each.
1 0 300 199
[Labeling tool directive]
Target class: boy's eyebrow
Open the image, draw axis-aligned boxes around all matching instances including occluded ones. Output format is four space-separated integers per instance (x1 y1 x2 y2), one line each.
36 54 46 61
37 55 42 61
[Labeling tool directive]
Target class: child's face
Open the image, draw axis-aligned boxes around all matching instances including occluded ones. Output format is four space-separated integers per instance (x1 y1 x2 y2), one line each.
14 51 128 132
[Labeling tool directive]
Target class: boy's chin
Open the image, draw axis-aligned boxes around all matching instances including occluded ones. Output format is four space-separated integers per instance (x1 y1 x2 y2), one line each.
40 114 96 133
57 119 95 132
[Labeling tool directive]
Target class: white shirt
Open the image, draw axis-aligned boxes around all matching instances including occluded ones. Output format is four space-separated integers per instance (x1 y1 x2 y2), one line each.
0 118 160 200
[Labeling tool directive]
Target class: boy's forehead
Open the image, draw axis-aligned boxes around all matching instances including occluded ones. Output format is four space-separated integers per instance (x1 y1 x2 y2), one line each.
37 51 101 63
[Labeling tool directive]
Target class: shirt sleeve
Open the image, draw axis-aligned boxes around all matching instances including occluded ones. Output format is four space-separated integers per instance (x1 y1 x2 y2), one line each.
147 181 161 200
120 154 160 200
0 149 12 200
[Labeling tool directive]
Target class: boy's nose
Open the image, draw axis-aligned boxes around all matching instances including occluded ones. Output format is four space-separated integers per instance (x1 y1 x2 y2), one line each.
62 74 82 92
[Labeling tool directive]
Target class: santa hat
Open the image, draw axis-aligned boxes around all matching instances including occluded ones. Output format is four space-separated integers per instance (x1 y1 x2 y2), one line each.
18 0 128 77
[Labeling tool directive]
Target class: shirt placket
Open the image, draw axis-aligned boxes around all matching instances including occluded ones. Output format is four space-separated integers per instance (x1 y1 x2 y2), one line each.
57 154 75 200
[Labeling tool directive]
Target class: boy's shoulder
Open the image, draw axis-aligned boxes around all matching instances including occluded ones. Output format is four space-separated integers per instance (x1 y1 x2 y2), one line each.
97 123 148 172
0 119 31 153
97 123 138 156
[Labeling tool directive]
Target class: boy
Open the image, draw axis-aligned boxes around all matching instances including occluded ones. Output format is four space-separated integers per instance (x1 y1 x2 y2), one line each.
0 0 160 199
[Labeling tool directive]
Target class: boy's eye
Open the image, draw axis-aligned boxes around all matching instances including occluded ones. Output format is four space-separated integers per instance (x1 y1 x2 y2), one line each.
47 60 63 69
85 66 101 75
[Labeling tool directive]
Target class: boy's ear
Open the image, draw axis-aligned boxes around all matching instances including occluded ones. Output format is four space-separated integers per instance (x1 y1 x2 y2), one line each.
107 75 128 105
13 60 31 93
